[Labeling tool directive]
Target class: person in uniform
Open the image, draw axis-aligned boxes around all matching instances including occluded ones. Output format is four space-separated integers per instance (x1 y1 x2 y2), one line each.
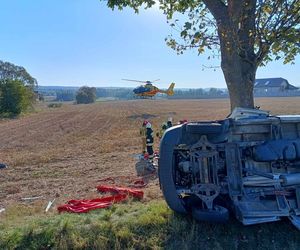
140 120 148 154
156 122 168 139
167 117 173 128
145 122 154 160
179 119 188 124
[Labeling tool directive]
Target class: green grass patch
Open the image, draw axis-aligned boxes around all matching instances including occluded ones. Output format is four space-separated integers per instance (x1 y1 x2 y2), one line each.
0 200 299 249
48 103 63 108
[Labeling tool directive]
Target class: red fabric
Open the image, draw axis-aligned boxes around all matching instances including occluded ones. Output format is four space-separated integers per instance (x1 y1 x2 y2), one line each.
57 185 144 213
143 153 149 160
131 179 147 188
97 185 144 199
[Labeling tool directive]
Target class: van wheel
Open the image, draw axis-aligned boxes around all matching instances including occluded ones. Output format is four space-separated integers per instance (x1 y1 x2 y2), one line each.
159 156 187 214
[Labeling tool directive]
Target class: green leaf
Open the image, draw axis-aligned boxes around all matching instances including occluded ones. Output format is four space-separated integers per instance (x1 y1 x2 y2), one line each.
180 30 188 38
184 22 192 29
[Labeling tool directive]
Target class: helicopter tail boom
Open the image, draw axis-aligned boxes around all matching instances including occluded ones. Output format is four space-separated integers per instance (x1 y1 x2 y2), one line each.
159 82 175 96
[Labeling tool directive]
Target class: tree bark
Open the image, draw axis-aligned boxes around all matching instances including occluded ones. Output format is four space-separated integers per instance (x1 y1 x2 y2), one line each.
204 0 257 111
221 55 256 111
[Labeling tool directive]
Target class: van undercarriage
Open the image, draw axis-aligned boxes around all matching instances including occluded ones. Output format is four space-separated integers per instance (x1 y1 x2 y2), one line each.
159 108 300 229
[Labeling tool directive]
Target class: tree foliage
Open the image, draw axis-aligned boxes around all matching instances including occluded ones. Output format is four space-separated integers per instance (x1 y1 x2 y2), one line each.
0 79 34 116
167 0 300 66
0 60 37 116
0 60 38 88
75 86 97 104
106 0 300 66
103 0 300 109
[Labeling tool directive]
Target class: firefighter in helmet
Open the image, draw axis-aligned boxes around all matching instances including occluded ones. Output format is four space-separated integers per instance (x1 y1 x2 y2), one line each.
167 117 173 128
145 122 154 160
140 120 148 154
156 122 168 139
178 119 188 125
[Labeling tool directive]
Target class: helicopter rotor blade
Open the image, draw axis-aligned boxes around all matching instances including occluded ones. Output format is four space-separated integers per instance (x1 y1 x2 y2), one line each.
122 79 147 83
151 79 160 83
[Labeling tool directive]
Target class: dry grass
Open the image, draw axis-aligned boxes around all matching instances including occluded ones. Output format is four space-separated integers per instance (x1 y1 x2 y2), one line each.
0 97 300 220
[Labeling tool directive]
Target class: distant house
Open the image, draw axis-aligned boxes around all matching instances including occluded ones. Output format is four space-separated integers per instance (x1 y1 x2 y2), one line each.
254 77 298 95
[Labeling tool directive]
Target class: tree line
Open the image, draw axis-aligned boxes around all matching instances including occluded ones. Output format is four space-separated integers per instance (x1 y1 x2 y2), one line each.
41 87 229 101
168 88 227 99
40 87 135 101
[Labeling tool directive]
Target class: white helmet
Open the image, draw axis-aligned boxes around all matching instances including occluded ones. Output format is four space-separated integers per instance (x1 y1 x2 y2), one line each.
146 122 152 128
168 117 173 122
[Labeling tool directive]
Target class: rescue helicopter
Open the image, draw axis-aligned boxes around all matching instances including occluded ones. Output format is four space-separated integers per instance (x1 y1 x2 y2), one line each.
122 79 175 98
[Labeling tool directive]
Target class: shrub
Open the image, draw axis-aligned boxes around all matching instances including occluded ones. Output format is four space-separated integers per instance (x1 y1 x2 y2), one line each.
55 90 75 102
48 103 63 108
75 86 96 104
0 79 34 117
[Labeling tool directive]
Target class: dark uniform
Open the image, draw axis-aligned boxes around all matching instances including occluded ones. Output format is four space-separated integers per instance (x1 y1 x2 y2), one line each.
167 120 173 128
146 127 154 160
140 123 147 154
156 122 168 139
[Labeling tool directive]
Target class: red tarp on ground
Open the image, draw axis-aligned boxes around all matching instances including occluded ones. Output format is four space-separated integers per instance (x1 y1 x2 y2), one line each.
57 185 144 213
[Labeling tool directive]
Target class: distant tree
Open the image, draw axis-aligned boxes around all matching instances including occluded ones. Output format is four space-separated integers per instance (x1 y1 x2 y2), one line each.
37 92 45 101
208 88 223 96
104 0 300 110
75 86 96 104
114 88 134 99
96 88 108 98
56 90 75 101
0 60 37 88
0 79 34 116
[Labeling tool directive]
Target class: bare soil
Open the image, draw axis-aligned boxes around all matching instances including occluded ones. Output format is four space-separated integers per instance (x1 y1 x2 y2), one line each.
0 97 300 216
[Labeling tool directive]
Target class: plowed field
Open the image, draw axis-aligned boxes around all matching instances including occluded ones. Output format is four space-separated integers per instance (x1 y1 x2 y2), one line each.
1 97 300 216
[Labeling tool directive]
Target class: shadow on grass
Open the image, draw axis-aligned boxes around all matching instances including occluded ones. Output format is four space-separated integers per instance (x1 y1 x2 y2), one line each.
166 213 299 250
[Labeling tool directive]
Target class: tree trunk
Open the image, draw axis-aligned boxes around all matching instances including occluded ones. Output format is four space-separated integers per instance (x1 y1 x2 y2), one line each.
217 24 257 111
204 0 257 111
221 51 256 111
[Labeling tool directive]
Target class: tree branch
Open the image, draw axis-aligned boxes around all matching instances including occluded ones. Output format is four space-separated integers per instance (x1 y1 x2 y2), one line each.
202 0 228 24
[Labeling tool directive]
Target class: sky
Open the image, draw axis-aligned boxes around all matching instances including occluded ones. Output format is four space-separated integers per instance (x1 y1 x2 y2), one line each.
0 0 299 89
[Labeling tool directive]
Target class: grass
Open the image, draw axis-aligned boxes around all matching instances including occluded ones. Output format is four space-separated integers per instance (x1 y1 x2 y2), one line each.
96 97 119 102
1 200 300 250
48 103 63 108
